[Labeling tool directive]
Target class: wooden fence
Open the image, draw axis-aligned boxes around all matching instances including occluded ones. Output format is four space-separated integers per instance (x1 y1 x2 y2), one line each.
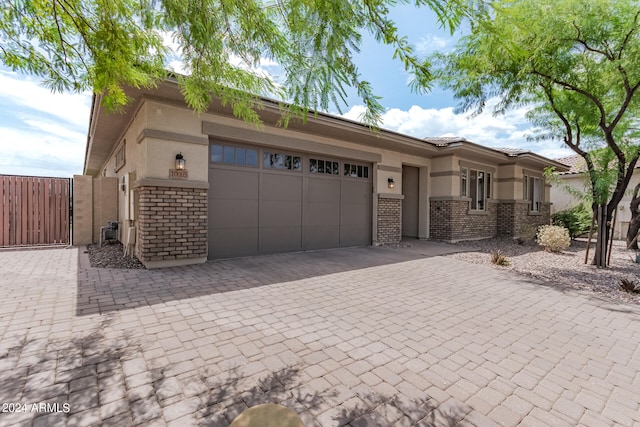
1 175 71 247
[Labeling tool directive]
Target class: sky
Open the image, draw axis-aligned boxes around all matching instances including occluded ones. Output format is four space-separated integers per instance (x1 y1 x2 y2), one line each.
0 6 573 179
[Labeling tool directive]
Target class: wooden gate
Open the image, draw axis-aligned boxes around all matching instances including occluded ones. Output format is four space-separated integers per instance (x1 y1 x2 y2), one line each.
1 175 71 247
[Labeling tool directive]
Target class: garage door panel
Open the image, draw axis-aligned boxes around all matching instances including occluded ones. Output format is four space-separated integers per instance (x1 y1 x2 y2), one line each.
210 169 259 199
209 145 372 258
340 223 371 246
341 180 371 203
262 174 303 201
305 226 340 250
209 227 259 258
260 226 302 253
308 179 340 203
306 202 340 226
260 200 302 226
209 199 259 227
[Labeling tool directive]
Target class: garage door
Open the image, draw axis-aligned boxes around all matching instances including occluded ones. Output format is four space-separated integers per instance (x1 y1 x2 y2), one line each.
208 142 372 259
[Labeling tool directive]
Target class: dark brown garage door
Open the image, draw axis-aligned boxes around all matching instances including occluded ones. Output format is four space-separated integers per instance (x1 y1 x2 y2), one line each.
208 143 372 259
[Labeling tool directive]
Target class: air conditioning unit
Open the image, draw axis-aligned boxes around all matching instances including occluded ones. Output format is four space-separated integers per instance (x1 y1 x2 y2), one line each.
100 221 119 246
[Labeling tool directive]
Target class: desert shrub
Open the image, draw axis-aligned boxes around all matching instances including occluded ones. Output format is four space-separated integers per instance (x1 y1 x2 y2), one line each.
516 225 537 244
536 225 571 252
490 250 510 266
552 204 593 238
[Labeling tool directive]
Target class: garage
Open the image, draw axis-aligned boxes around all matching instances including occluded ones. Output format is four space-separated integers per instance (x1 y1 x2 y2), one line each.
208 141 372 259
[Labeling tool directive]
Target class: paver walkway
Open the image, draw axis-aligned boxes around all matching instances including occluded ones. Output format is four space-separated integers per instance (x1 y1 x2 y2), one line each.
0 244 639 427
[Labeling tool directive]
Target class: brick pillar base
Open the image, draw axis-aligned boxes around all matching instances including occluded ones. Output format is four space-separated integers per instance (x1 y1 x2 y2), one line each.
377 195 402 244
136 184 208 268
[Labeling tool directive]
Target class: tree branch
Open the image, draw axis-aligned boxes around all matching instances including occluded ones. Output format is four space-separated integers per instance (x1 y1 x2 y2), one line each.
531 69 607 129
572 22 614 60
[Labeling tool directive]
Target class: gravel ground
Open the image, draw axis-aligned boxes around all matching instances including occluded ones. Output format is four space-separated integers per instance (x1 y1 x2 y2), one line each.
86 242 145 269
446 237 640 305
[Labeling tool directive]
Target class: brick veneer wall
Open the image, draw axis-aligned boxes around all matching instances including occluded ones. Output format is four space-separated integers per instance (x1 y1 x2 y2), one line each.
136 186 207 264
377 196 402 244
430 199 498 241
497 200 551 237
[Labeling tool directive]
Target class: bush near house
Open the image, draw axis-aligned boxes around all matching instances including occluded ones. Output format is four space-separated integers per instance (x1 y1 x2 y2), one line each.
552 204 593 239
537 225 571 253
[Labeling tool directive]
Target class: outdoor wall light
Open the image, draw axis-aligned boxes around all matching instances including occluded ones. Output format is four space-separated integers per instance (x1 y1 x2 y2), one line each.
388 177 395 189
175 152 185 170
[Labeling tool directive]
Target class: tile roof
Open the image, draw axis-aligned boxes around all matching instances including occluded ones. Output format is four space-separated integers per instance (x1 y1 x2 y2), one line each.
555 155 586 174
490 147 531 156
422 136 467 146
555 154 640 175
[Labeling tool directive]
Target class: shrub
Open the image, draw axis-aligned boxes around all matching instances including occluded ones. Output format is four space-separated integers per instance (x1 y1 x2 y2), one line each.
490 250 510 266
552 204 593 238
536 225 571 252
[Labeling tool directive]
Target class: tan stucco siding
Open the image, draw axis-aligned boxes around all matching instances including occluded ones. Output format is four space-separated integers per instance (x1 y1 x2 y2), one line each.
551 171 640 239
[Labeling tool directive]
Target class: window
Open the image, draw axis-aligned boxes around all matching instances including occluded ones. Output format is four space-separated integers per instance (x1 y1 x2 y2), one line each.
462 167 491 211
264 151 302 171
115 141 126 171
344 163 369 178
211 144 258 167
526 176 542 212
310 158 339 175
461 168 468 197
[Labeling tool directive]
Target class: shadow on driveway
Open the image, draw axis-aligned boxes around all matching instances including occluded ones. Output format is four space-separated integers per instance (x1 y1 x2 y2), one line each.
76 241 469 316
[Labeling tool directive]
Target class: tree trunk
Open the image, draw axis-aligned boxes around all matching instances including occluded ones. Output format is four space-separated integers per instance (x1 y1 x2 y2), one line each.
592 204 610 268
626 183 640 250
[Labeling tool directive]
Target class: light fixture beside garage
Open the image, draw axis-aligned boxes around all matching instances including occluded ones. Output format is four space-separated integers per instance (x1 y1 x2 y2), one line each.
175 152 186 170
388 177 395 189
169 152 188 179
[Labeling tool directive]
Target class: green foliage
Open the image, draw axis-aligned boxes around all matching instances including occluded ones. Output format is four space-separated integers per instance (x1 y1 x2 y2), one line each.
537 225 571 253
490 250 510 266
1 0 469 125
552 204 593 239
433 0 640 266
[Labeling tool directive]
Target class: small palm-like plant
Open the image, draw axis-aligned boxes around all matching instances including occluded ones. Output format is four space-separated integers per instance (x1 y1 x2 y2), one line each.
620 279 640 293
491 250 510 266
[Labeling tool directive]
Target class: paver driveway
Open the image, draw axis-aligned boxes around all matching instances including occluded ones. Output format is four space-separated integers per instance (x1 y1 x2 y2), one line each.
0 243 639 427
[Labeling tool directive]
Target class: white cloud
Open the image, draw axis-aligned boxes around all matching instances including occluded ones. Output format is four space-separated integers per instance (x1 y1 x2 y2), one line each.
341 98 573 159
0 125 85 177
415 35 452 55
0 70 89 177
0 70 91 129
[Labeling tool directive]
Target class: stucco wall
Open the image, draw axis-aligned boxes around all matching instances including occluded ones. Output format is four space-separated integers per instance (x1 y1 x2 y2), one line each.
551 171 640 239
72 175 93 245
72 176 118 245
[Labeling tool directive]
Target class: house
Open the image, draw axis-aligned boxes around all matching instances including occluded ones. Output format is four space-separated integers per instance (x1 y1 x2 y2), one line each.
75 77 569 268
550 154 640 240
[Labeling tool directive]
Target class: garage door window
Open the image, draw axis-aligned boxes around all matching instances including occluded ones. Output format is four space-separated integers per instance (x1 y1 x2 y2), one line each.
310 158 339 175
211 144 258 167
264 152 302 171
344 163 369 178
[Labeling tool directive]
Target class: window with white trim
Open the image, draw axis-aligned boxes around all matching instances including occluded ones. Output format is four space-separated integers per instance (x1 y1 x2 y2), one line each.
460 168 468 197
461 167 491 211
525 175 542 212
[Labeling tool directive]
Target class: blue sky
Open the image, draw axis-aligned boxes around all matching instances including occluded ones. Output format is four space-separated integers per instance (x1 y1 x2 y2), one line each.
0 6 572 178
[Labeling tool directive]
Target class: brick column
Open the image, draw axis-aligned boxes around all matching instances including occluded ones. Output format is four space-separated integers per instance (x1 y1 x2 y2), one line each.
135 180 208 268
376 194 402 244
